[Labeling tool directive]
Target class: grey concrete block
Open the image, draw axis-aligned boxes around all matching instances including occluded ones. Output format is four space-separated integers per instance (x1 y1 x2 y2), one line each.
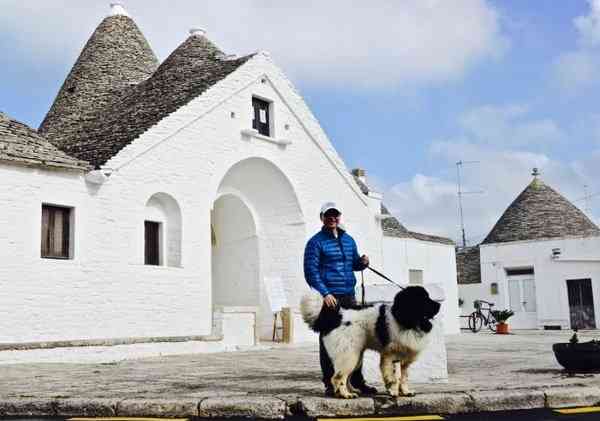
469 390 545 412
117 399 199 417
545 386 600 409
299 397 375 417
55 398 118 417
199 396 286 419
0 398 56 417
376 393 474 415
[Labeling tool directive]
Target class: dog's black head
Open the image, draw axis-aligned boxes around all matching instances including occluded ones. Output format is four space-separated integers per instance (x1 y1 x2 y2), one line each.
391 286 441 333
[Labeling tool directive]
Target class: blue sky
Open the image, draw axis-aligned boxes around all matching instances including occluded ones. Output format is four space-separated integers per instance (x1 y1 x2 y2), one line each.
2 1 600 244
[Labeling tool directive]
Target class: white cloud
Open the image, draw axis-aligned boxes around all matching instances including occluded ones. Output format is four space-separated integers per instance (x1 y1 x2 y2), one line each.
553 0 600 94
575 0 600 47
383 106 597 245
459 104 563 146
0 0 508 88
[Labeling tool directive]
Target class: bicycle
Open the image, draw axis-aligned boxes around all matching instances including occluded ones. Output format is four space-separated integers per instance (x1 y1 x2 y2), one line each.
468 300 497 333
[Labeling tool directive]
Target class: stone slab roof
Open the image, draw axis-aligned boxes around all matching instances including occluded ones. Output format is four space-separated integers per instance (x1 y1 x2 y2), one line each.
39 14 159 151
482 178 600 244
456 246 481 284
50 33 251 169
0 112 90 171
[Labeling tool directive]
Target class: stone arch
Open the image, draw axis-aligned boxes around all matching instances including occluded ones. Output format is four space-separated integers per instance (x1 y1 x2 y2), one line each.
211 157 305 340
145 192 182 267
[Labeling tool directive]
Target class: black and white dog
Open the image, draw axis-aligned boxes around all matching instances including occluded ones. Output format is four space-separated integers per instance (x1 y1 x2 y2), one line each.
300 286 441 399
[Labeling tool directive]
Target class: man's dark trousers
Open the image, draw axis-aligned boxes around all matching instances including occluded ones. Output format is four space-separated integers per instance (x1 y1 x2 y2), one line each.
319 294 368 392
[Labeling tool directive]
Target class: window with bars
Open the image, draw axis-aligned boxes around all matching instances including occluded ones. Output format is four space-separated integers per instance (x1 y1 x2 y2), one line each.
252 97 271 137
145 220 161 265
41 204 72 259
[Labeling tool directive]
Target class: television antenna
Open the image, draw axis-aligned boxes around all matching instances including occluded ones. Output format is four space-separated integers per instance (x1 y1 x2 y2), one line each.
456 160 484 248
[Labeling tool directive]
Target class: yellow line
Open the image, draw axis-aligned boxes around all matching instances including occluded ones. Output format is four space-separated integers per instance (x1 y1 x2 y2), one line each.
318 416 444 421
68 418 188 421
554 406 600 414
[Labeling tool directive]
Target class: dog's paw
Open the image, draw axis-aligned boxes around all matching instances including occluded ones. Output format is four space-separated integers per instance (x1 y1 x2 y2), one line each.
400 388 416 397
336 391 359 399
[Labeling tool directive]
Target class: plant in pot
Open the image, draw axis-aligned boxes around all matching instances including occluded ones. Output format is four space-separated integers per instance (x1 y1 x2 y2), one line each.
491 309 514 334
553 329 600 371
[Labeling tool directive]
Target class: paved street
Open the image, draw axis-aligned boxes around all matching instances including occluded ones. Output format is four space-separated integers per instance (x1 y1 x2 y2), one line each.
1 330 600 418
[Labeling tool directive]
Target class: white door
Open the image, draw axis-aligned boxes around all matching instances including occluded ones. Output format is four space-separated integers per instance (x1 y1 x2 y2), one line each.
507 276 538 328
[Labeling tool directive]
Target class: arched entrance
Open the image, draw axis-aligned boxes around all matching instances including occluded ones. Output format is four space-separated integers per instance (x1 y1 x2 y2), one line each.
211 157 305 340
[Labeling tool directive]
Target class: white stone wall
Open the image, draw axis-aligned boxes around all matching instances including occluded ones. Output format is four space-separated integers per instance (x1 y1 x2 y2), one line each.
458 236 600 329
379 236 460 334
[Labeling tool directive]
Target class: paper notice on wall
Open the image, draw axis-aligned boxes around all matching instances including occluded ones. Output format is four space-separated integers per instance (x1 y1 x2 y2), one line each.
259 109 267 123
264 276 288 313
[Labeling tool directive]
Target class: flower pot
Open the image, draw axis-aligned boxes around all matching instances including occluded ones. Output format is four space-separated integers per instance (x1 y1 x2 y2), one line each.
496 322 509 334
553 341 600 371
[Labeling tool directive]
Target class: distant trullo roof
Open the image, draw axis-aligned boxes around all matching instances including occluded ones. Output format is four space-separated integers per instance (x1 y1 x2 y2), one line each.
0 112 90 171
482 176 600 244
38 7 251 169
39 12 159 150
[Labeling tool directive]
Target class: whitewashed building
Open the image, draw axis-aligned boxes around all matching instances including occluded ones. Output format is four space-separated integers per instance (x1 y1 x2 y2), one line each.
458 171 600 330
1 5 458 366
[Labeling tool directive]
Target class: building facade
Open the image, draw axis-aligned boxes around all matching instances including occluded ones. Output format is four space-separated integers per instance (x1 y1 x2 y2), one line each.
458 172 600 330
1 5 458 368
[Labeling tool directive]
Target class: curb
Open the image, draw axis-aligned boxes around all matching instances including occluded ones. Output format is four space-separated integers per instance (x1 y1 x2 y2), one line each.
1 386 600 419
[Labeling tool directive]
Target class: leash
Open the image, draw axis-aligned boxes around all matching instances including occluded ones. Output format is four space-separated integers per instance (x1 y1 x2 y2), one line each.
366 266 406 290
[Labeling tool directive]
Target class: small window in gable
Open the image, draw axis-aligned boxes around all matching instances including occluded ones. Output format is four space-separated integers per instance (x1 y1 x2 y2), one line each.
41 204 72 259
252 97 271 137
409 269 423 285
145 220 161 265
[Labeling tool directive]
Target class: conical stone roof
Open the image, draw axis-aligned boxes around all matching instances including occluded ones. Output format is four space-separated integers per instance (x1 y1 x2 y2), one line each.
482 178 600 244
39 13 159 150
0 112 90 171
57 32 252 168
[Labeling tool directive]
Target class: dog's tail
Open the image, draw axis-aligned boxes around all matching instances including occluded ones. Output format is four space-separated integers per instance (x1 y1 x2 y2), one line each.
300 291 324 331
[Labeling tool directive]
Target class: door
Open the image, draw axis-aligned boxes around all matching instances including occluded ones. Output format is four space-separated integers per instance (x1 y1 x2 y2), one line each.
507 276 538 328
567 279 596 329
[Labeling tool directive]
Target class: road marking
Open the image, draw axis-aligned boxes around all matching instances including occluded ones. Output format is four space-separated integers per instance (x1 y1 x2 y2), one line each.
318 416 444 421
68 418 189 421
554 406 600 415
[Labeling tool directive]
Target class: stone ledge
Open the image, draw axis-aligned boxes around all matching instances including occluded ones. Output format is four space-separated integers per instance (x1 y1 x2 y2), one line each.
2 386 600 418
299 396 375 417
116 399 199 417
544 386 600 408
199 396 286 419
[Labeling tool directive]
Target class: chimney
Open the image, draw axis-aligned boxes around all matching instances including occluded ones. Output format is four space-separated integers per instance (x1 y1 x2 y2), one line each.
351 168 367 183
110 2 130 17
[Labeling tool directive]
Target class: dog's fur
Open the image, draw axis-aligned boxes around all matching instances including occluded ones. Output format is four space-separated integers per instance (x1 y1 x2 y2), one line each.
300 286 441 399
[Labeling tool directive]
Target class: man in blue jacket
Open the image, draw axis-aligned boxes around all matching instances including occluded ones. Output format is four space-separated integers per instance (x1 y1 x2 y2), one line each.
303 202 377 396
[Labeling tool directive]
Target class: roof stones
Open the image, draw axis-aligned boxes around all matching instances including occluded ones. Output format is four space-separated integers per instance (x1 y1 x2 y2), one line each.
0 112 90 171
39 8 159 152
482 178 600 244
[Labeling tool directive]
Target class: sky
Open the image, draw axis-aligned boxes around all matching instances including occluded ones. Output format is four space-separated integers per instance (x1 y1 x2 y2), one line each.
2 0 600 245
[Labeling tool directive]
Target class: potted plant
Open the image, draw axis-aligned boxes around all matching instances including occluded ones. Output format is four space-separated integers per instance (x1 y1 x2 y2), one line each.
491 309 514 334
553 330 600 371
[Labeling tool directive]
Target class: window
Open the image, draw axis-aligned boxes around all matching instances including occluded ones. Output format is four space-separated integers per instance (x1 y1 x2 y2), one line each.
505 267 534 276
41 204 72 259
409 269 423 285
145 221 161 265
252 97 271 137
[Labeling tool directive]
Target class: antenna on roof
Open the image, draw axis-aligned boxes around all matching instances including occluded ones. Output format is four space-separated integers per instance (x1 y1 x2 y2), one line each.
456 160 484 248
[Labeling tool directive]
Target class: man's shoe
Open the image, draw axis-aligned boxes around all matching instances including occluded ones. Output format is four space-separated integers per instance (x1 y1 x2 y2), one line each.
355 384 378 395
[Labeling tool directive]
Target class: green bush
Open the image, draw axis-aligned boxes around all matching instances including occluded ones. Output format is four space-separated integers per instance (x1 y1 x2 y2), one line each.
491 309 514 323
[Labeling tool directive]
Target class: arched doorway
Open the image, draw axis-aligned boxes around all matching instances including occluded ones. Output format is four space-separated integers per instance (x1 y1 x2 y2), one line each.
211 157 305 340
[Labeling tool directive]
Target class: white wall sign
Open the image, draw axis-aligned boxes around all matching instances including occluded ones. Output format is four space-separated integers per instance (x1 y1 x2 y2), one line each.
264 276 288 312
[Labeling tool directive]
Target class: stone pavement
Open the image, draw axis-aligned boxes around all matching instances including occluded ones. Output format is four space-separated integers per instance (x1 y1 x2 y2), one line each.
2 330 600 418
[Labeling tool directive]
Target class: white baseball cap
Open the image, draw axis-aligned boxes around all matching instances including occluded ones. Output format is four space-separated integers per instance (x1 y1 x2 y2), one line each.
320 202 341 215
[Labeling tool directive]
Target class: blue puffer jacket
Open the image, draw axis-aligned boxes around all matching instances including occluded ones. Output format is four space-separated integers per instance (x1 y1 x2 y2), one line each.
303 227 367 297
